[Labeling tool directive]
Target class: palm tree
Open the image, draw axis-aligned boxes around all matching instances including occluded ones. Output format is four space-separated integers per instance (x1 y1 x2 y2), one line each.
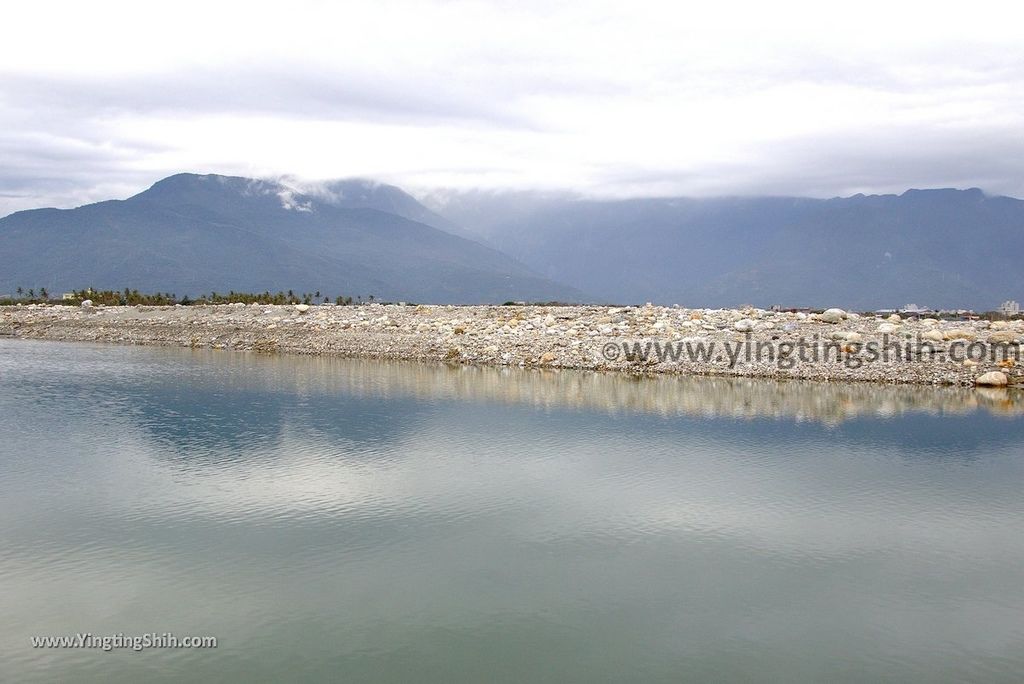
39 288 49 301
16 287 23 298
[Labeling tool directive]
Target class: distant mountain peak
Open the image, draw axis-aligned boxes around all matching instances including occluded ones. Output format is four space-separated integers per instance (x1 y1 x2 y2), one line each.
146 172 248 191
0 172 583 303
899 187 986 200
137 173 320 213
139 173 444 218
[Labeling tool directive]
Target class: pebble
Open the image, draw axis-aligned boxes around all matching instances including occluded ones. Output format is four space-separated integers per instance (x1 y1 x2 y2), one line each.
819 308 847 324
975 371 1009 387
988 330 1018 343
2 303 1020 388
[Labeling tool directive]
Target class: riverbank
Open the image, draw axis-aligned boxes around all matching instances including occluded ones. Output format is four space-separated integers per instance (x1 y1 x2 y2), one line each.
2 303 1021 387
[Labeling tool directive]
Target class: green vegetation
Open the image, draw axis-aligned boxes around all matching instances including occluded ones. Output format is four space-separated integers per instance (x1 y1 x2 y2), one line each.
0 287 366 307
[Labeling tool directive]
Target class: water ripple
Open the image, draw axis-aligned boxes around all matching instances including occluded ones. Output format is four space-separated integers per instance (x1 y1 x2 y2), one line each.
2 340 1023 682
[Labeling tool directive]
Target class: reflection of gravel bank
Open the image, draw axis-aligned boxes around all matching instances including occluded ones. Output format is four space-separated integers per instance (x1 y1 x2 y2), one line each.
2 303 1022 387
168 352 1024 423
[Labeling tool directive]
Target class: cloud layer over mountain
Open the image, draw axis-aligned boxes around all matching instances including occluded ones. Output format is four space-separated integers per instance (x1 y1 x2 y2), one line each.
3 0 1024 215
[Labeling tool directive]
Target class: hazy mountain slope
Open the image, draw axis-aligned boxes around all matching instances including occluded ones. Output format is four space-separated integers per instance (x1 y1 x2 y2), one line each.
314 179 471 238
0 174 584 303
427 188 1024 310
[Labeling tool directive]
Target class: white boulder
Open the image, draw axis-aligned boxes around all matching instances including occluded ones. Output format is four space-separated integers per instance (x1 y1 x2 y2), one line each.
975 371 1009 387
819 308 847 324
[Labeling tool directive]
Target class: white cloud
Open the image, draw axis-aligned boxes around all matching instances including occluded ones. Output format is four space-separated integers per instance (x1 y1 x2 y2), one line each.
2 0 1024 214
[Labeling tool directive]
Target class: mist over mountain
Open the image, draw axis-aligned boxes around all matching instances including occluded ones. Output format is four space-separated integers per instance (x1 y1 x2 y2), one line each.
3 174 1022 310
303 179 471 238
0 174 582 303
424 187 1024 311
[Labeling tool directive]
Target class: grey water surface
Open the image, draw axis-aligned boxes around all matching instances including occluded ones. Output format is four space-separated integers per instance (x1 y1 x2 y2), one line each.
1 339 1022 683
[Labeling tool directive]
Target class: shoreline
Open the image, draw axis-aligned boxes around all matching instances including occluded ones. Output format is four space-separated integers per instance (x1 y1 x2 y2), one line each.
2 303 1021 388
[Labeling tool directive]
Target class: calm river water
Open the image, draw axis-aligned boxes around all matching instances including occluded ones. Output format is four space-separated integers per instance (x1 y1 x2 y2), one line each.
1 340 1022 682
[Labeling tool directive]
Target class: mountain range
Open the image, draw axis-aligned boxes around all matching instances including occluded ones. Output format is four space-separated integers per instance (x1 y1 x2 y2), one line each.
0 174 580 304
1 173 1022 310
425 187 1024 311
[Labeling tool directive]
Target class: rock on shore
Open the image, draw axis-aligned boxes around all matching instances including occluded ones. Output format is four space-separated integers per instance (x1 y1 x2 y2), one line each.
2 303 1022 387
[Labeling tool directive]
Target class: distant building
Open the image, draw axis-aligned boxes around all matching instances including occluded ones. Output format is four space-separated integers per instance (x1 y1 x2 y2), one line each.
938 309 977 320
999 300 1020 316
62 293 76 301
901 304 932 316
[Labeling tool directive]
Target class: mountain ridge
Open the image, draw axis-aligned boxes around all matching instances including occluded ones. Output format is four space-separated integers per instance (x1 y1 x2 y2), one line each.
423 186 1024 310
3 175 1022 309
0 173 585 303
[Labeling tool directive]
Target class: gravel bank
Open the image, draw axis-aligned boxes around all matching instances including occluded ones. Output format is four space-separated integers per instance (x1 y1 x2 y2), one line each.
2 303 1022 387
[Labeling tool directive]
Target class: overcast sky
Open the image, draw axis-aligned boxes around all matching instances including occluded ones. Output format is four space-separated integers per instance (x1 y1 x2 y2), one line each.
2 0 1023 215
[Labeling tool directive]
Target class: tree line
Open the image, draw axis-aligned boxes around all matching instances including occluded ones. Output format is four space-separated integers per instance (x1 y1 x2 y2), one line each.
0 287 373 306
